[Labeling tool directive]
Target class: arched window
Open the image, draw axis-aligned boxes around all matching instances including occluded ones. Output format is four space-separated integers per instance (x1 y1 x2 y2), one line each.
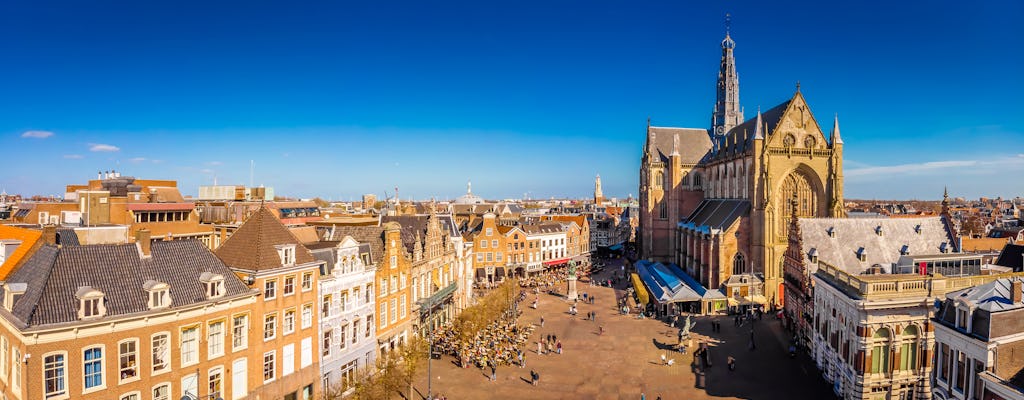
899 325 918 371
658 202 667 219
692 173 702 188
654 171 664 189
804 135 817 149
681 173 690 186
733 253 745 275
870 328 891 374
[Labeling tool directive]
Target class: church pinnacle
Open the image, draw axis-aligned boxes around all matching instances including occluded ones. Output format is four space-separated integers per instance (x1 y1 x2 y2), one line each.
711 14 743 138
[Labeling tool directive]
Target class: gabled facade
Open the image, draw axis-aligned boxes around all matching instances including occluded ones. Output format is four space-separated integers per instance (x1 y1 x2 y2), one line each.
215 207 323 399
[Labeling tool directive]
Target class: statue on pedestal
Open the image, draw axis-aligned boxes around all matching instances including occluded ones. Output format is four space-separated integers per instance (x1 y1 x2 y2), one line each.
567 261 578 301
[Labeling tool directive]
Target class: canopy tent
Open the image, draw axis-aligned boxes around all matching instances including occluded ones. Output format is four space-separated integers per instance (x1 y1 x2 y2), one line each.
631 273 649 305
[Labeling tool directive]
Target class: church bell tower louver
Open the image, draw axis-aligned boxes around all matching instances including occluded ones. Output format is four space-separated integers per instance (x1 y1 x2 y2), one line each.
711 15 743 139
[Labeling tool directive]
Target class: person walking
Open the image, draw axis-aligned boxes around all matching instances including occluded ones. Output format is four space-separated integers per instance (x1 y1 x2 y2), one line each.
537 340 543 355
749 329 757 350
540 315 545 327
599 325 605 335
556 341 562 354
490 362 497 382
518 350 524 368
727 356 736 371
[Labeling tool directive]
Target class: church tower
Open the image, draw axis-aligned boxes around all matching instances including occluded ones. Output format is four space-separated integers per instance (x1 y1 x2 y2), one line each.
594 174 604 205
711 18 743 139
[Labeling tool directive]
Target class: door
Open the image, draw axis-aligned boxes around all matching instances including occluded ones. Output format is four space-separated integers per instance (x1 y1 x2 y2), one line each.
232 358 248 400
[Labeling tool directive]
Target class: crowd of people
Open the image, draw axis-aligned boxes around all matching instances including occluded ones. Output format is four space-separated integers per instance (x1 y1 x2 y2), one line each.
433 316 535 369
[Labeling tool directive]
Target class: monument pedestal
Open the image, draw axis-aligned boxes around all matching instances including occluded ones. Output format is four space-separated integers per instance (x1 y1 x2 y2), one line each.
567 276 578 301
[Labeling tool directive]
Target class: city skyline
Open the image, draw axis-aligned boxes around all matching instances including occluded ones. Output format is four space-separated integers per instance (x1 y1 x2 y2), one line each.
2 1 1022 200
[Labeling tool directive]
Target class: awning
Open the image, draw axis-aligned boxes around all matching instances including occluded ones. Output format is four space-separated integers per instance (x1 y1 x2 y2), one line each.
631 273 649 305
476 269 486 278
608 244 623 251
495 267 505 277
543 258 570 266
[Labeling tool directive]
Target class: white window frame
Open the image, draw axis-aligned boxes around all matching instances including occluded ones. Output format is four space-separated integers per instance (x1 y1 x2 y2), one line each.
231 314 249 352
180 326 199 367
283 308 296 335
301 272 314 292
262 351 276 383
152 382 171 400
264 279 277 300
42 351 68 400
301 303 313 329
264 313 277 341
151 332 171 375
81 345 106 394
207 321 225 359
117 338 139 384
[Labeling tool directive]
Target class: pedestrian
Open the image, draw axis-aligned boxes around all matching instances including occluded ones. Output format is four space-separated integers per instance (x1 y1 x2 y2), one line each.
532 370 540 386
599 325 605 335
519 350 524 368
537 340 543 355
727 356 736 371
540 316 545 327
641 393 645 400
660 353 666 365
556 341 562 354
490 363 496 382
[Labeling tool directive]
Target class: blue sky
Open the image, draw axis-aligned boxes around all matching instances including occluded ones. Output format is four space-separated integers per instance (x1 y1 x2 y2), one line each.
2 1 1022 201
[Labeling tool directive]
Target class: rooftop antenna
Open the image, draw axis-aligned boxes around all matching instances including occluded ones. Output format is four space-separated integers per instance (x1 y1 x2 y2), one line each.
725 13 731 36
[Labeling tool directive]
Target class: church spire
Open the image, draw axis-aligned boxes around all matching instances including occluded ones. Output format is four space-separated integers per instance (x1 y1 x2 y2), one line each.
711 13 743 138
831 114 843 145
594 174 604 205
752 108 763 140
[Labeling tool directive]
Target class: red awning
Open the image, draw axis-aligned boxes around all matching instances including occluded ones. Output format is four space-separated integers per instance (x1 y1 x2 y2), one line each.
543 258 570 266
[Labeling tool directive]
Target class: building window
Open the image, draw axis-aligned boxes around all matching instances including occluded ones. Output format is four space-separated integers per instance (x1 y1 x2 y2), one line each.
76 286 106 319
279 245 295 265
152 333 170 373
283 309 296 335
152 383 170 400
955 351 966 391
12 347 20 392
201 272 225 299
899 325 918 371
301 272 313 291
654 171 664 189
301 303 312 329
208 368 223 400
380 303 388 329
322 331 332 357
208 322 225 359
390 299 397 323
119 392 140 400
390 277 397 294
380 278 388 296
870 328 890 374
83 347 104 390
263 351 276 383
1 335 7 381
940 342 950 382
181 327 199 366
481 240 488 249
400 296 407 318
43 352 67 398
339 325 347 350
366 316 374 337
145 281 171 309
264 314 277 341
284 276 295 296
232 314 249 351
390 255 397 269
733 253 745 275
658 202 667 219
322 295 332 318
353 320 361 344
264 279 277 300
118 340 138 382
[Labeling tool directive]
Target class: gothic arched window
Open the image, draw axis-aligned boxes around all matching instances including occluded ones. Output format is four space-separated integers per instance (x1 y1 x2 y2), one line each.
654 171 664 189
692 173 703 188
733 253 745 275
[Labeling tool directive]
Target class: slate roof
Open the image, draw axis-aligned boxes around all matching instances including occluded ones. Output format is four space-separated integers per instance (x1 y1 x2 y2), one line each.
797 217 955 275
4 240 252 327
214 207 316 272
647 126 712 164
946 277 1024 313
55 228 80 246
683 200 750 231
995 244 1024 271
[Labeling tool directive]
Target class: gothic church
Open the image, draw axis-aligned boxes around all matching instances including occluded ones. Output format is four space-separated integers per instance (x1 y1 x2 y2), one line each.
638 30 845 306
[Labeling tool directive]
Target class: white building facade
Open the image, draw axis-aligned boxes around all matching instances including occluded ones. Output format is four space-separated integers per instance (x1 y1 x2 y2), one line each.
319 236 377 396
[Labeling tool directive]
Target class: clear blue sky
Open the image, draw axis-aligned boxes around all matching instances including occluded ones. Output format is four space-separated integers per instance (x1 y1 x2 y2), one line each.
2 1 1022 201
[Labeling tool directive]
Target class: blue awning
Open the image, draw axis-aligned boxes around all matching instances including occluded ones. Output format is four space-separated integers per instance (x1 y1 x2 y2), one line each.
635 260 702 303
608 244 623 251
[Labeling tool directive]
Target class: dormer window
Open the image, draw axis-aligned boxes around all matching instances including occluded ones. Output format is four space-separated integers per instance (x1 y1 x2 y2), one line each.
200 272 225 299
915 225 922 234
856 247 867 262
2 283 26 312
76 286 106 319
875 226 883 236
827 227 835 238
144 280 171 309
900 245 910 256
807 248 818 263
940 242 949 254
276 245 297 266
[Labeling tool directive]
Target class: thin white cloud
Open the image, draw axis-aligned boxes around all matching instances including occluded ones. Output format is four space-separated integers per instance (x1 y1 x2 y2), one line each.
89 143 121 152
21 130 55 139
200 168 215 174
847 156 1024 177
63 154 84 159
129 157 147 163
151 159 164 164
206 161 223 166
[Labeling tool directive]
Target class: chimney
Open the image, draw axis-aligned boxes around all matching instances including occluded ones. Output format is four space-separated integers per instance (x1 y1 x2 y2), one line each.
42 225 57 246
136 229 152 257
1013 280 1022 304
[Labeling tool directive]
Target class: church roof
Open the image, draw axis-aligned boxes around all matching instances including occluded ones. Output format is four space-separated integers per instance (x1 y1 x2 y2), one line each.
798 217 955 275
647 126 712 164
713 98 791 158
683 199 750 231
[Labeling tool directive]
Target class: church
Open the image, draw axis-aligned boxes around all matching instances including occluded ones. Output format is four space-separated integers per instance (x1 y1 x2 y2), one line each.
638 29 845 307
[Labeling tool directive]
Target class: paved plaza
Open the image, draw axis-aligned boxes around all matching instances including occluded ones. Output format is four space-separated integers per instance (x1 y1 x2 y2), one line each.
413 259 835 399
